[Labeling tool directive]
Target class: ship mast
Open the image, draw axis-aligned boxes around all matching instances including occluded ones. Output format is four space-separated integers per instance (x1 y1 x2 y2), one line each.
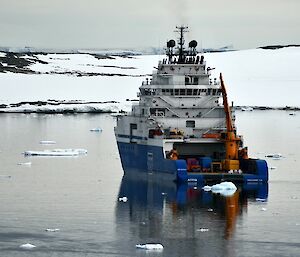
175 26 188 64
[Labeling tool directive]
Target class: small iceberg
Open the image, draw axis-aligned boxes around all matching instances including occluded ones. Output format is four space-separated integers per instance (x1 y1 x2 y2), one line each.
202 185 212 191
19 243 36 250
136 243 164 250
197 228 209 232
256 198 267 202
24 149 87 157
17 162 32 166
40 140 56 144
241 106 253 111
119 196 128 202
45 228 60 232
90 128 102 132
0 175 12 179
265 153 282 159
211 181 237 196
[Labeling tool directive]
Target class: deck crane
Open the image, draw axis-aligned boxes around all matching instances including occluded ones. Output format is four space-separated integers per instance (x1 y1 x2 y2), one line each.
219 73 246 171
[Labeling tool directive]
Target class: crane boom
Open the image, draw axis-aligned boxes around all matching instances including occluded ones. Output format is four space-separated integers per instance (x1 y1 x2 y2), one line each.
220 73 234 133
219 73 241 170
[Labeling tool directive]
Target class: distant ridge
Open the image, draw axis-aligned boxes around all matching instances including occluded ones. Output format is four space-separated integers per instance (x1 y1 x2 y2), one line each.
0 45 235 55
259 44 300 50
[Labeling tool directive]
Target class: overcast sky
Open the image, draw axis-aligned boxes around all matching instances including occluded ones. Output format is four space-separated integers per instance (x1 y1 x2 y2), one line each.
1 0 299 50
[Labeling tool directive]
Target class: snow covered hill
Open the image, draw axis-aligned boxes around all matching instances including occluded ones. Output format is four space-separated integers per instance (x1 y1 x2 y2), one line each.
0 47 299 113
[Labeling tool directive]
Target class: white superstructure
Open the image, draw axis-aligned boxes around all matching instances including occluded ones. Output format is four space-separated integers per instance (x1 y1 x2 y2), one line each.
115 26 228 158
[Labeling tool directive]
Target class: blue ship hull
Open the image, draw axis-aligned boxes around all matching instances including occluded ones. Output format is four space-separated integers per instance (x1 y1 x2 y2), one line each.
117 142 269 184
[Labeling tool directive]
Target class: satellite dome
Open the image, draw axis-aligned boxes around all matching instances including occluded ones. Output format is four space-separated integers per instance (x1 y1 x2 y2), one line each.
189 40 198 48
167 39 176 48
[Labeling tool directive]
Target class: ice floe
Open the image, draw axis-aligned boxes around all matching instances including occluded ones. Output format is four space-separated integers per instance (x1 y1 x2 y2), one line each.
90 128 102 132
256 198 267 202
40 140 56 144
118 196 128 202
202 185 212 191
136 243 164 250
202 182 237 196
45 228 60 232
241 106 253 111
197 228 209 232
24 148 87 156
19 243 36 250
17 162 32 166
0 175 12 179
265 153 282 159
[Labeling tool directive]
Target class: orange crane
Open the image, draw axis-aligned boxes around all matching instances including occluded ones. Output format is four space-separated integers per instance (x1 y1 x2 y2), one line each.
219 73 245 171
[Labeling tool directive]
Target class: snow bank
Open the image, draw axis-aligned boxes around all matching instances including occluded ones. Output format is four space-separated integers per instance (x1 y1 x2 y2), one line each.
1 48 300 111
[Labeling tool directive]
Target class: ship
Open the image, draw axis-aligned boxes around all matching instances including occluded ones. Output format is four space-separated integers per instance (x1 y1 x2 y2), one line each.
115 26 268 184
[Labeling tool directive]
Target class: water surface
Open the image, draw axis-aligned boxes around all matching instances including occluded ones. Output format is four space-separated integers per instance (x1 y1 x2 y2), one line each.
0 111 299 256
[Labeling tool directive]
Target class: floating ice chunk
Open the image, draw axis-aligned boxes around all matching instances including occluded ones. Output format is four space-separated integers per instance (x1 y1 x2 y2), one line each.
265 153 282 159
90 128 102 132
0 175 12 179
261 207 267 211
17 162 32 166
119 196 128 202
136 243 164 250
40 140 56 144
24 149 87 156
256 198 267 202
45 228 60 232
241 107 253 111
211 181 237 191
20 243 36 250
197 228 209 232
211 182 237 196
202 185 212 191
72 149 88 154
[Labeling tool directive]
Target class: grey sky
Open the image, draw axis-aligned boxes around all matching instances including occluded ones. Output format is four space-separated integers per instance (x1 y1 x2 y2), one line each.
0 0 299 50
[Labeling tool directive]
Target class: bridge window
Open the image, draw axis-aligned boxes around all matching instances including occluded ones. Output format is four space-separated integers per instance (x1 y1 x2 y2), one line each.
186 120 195 128
185 76 191 85
193 77 199 85
180 89 186 95
185 76 199 85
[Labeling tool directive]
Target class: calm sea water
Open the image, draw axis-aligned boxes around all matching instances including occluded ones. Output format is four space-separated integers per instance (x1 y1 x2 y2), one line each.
0 111 299 257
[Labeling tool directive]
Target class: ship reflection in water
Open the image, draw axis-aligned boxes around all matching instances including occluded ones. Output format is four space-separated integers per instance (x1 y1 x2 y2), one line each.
115 172 268 254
